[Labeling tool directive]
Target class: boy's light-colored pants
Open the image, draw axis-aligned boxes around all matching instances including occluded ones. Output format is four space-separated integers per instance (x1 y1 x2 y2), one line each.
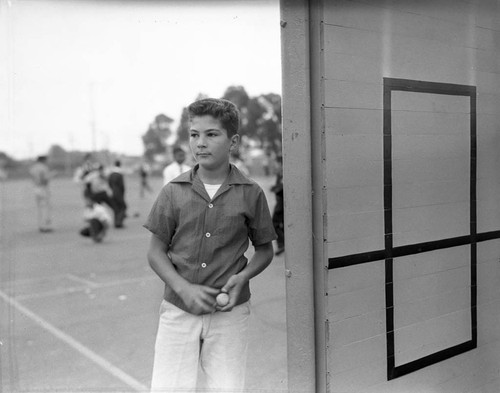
150 300 251 393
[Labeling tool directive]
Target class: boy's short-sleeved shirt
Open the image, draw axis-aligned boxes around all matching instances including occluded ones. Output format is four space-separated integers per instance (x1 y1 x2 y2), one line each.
144 164 277 312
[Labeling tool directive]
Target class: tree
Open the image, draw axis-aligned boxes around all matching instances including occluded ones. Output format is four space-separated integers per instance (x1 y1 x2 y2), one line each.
176 108 190 144
261 93 282 123
48 144 69 174
0 151 17 169
175 93 209 145
154 114 174 140
142 113 174 161
222 85 250 108
0 151 18 179
141 87 282 162
48 144 66 162
257 93 282 153
242 97 266 140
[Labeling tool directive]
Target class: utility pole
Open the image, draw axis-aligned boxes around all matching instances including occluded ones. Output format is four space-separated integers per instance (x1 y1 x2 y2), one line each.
89 82 97 152
4 0 15 157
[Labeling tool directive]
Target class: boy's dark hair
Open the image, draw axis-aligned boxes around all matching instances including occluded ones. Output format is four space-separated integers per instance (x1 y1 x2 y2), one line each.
187 98 240 138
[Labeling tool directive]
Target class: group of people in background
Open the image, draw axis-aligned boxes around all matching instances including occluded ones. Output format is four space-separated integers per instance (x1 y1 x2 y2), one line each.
27 152 129 243
73 154 127 243
29 147 284 253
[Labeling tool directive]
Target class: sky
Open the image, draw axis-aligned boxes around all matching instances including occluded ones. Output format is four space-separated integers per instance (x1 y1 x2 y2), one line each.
0 0 281 159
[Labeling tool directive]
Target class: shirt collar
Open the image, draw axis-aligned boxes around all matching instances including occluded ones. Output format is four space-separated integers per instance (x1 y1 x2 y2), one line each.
171 163 253 185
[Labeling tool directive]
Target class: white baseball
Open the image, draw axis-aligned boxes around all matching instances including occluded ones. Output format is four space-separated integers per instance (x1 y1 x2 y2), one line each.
216 292 229 307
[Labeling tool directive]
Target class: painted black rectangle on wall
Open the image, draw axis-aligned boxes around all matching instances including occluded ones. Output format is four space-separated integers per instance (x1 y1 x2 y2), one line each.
328 78 484 381
384 78 477 380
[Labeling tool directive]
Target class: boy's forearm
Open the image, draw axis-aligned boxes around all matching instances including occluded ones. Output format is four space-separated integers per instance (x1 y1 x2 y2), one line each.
238 242 274 282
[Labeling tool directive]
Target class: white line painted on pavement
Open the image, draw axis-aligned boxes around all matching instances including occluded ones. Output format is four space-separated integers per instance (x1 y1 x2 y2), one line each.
16 285 88 300
66 274 99 287
0 289 148 392
1 274 69 286
16 276 158 300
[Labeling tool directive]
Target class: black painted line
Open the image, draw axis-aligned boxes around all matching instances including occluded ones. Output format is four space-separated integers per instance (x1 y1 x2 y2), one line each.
383 84 393 243
382 78 476 380
328 230 500 269
471 243 478 348
469 89 478 351
328 249 386 268
477 230 500 242
383 77 476 96
386 327 395 380
326 78 483 380
389 340 475 380
383 79 395 382
392 236 471 257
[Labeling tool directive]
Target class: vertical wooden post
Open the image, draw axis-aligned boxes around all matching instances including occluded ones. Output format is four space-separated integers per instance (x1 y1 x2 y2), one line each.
280 1 318 392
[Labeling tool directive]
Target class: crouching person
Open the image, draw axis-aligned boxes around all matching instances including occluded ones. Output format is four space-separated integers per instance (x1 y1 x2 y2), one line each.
80 197 111 243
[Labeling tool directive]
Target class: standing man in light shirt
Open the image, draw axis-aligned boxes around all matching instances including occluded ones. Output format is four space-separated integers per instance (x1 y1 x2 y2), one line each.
29 155 54 233
162 146 191 185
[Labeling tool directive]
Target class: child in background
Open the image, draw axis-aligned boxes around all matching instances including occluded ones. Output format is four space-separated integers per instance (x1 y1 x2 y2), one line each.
162 146 192 185
271 154 285 255
80 197 112 243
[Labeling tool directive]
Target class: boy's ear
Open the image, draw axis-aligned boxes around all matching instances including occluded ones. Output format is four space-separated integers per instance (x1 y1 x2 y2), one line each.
230 134 240 150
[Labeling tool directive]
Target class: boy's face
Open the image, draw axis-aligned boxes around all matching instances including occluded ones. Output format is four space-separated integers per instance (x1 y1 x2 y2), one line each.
189 115 239 172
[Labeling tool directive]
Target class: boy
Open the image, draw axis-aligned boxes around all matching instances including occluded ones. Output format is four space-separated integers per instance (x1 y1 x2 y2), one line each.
108 160 127 228
80 197 111 243
29 155 54 233
162 145 191 185
144 98 276 392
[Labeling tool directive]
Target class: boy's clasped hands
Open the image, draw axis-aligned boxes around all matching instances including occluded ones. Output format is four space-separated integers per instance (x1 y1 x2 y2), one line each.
178 273 247 315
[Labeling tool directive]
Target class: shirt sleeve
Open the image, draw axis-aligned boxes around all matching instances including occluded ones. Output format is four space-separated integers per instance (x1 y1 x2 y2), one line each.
143 186 176 244
248 186 278 246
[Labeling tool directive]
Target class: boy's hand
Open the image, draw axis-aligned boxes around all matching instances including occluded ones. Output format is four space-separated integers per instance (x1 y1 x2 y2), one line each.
179 283 219 315
217 273 248 312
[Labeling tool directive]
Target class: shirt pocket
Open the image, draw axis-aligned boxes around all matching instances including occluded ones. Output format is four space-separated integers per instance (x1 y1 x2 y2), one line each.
213 205 246 237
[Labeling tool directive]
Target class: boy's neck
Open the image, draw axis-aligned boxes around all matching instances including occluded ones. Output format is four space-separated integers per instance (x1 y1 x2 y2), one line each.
197 163 230 185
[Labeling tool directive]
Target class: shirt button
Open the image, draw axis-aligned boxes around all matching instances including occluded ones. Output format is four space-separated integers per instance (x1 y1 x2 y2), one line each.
208 203 214 208
201 263 207 268
205 232 211 238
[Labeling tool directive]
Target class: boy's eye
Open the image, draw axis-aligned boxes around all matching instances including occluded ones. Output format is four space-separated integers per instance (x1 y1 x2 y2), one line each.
190 133 198 138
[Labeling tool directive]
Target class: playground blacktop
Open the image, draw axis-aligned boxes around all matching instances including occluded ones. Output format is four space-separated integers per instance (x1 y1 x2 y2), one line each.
0 174 287 393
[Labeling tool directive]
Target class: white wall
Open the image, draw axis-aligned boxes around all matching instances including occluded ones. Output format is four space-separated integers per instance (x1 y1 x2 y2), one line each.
316 0 500 391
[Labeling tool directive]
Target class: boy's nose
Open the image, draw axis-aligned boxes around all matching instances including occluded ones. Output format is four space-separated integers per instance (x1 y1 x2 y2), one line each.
197 136 207 147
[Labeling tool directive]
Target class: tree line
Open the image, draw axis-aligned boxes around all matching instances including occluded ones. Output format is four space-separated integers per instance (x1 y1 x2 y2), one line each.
141 85 282 162
0 85 281 178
